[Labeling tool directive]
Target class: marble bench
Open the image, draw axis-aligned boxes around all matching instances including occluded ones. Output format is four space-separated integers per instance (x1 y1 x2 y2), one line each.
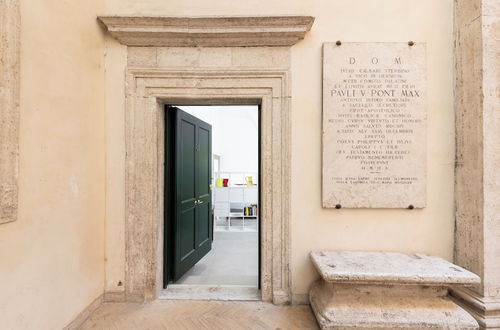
309 251 480 329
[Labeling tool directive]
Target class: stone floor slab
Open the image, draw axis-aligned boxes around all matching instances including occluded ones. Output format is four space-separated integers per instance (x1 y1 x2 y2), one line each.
80 300 319 330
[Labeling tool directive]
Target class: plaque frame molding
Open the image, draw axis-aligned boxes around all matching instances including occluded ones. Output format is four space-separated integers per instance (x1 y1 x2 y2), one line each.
321 41 427 209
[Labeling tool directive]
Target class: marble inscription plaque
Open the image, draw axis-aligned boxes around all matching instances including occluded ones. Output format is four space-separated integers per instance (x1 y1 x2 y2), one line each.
322 42 426 208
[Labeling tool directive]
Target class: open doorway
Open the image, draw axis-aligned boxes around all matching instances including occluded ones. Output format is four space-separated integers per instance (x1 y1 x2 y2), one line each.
163 105 260 299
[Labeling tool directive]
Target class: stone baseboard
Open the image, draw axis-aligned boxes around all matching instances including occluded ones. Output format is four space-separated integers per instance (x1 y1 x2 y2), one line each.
104 290 126 302
451 287 500 329
63 294 103 330
292 293 310 305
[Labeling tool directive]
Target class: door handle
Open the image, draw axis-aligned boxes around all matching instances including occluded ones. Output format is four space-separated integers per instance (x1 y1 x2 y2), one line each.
197 200 204 205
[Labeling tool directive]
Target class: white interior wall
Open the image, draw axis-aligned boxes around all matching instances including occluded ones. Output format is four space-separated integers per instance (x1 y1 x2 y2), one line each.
178 105 259 178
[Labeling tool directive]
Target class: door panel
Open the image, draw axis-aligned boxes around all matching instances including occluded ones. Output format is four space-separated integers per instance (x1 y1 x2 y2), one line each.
179 207 196 261
173 108 212 281
177 118 197 269
179 120 196 201
196 124 211 250
198 126 211 198
197 201 211 248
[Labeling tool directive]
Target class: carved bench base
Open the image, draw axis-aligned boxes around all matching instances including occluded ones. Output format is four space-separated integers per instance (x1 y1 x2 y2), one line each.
310 281 478 329
309 251 480 329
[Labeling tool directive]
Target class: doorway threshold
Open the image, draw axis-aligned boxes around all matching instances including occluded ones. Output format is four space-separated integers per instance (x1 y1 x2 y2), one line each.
160 284 260 301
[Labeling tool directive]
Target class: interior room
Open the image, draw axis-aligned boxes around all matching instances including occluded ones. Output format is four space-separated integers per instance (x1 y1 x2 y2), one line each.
165 105 260 289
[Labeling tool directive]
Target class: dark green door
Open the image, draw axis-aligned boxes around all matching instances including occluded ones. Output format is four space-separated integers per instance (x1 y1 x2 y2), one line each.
173 108 212 281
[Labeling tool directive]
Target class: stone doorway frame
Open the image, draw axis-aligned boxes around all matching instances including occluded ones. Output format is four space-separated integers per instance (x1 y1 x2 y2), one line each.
97 15 315 305
124 68 292 304
0 0 20 224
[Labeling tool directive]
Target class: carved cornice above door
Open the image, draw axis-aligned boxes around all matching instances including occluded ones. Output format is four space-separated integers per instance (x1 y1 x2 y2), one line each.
97 16 314 47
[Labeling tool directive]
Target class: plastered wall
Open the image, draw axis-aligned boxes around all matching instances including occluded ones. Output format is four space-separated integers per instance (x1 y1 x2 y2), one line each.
0 0 106 329
102 0 455 298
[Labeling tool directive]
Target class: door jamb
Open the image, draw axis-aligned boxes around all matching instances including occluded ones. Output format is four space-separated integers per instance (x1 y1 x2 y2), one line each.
162 104 261 291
